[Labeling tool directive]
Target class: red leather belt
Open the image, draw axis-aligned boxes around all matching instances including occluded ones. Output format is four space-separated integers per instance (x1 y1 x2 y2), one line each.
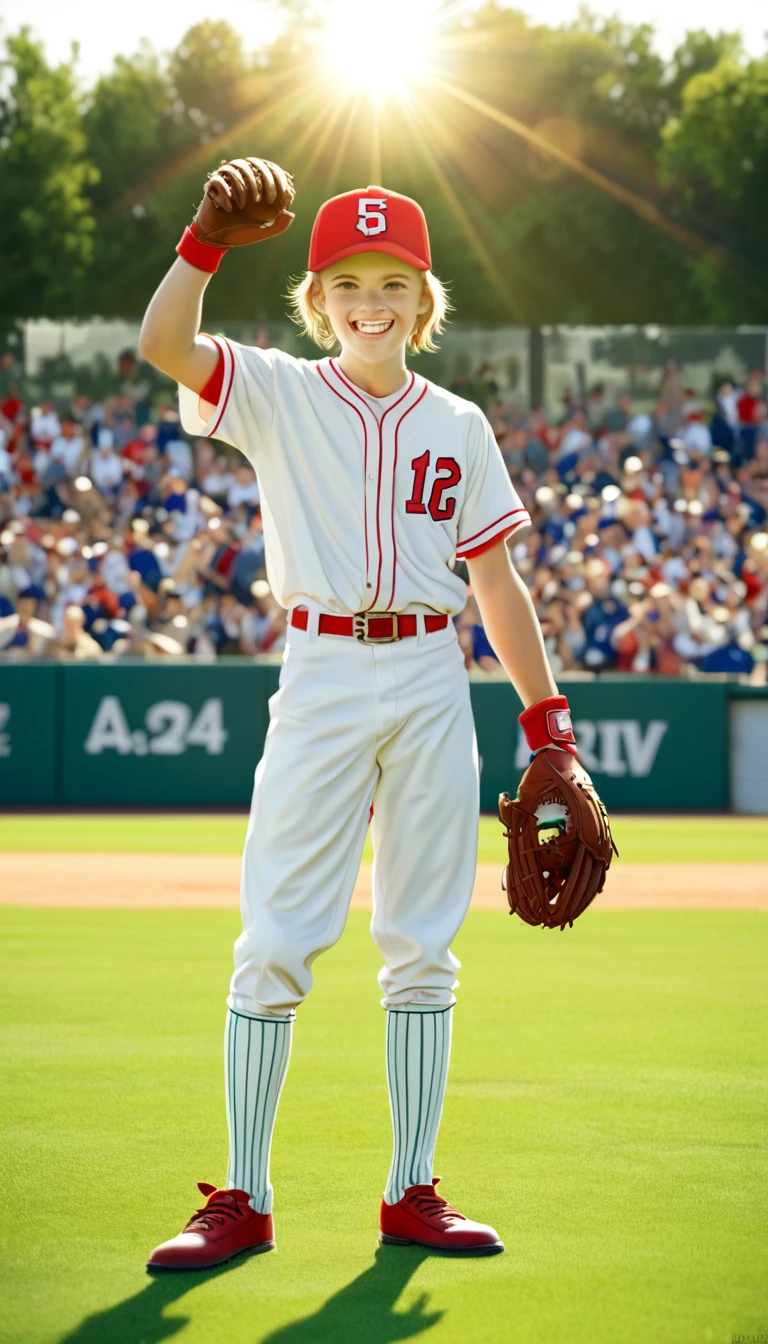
290 608 448 645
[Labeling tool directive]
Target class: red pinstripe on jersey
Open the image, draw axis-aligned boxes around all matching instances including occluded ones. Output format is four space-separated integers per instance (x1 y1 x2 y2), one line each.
386 383 427 609
370 374 417 608
317 363 371 582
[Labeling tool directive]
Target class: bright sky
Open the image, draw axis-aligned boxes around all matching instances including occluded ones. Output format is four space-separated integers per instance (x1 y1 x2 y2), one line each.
1 0 765 82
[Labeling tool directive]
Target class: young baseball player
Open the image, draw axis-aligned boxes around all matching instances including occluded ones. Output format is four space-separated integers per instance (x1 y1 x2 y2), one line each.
139 159 578 1269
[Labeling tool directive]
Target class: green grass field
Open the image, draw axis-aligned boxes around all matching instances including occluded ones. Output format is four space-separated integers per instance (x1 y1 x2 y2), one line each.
2 903 767 1344
2 812 766 863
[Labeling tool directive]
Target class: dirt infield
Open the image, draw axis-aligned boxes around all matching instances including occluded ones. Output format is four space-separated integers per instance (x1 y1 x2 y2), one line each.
2 852 766 909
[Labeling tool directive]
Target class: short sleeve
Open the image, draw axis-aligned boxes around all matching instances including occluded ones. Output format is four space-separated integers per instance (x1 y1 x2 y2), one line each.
177 336 277 462
455 412 531 560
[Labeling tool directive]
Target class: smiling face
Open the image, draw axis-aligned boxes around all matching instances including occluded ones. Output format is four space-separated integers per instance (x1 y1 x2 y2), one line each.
313 252 429 366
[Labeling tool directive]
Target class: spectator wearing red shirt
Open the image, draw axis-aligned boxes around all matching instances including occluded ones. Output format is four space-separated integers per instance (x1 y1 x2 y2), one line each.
121 437 147 469
737 371 766 463
1 384 23 426
83 579 121 624
197 523 240 596
737 371 765 427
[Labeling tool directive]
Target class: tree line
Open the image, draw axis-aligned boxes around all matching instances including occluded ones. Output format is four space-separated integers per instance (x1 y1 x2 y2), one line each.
1 3 766 333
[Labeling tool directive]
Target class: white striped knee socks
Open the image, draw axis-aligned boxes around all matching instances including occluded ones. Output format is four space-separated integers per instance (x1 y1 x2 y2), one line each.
224 1008 292 1214
383 1005 453 1206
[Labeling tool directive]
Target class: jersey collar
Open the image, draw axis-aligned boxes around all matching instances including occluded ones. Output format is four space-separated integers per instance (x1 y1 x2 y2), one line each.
322 358 424 422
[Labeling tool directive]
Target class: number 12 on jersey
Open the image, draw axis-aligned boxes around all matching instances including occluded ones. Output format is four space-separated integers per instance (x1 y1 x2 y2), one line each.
405 452 462 521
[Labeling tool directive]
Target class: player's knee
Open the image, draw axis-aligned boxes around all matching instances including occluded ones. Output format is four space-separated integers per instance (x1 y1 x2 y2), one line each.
258 942 306 994
232 935 311 1011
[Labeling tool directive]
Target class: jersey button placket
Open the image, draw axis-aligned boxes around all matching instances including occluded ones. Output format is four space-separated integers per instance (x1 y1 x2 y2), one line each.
373 411 398 613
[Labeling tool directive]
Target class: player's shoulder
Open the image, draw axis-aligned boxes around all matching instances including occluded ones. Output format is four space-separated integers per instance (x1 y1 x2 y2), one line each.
225 338 316 380
418 377 492 433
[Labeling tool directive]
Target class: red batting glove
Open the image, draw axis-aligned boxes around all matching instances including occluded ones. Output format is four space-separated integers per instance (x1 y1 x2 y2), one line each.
519 694 578 759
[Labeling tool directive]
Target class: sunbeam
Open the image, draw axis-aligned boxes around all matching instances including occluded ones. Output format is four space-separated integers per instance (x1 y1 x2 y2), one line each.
300 90 358 181
106 64 328 218
370 99 382 185
289 89 346 163
325 89 365 188
395 91 522 314
431 75 717 263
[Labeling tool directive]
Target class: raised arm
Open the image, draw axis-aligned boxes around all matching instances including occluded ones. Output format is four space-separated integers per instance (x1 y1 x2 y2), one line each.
139 259 218 395
139 155 295 396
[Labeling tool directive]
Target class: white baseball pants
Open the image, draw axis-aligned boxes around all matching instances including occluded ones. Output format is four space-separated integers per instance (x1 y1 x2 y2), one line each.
228 611 479 1017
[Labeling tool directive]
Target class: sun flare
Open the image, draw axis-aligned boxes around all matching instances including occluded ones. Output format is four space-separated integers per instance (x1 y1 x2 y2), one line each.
321 0 437 100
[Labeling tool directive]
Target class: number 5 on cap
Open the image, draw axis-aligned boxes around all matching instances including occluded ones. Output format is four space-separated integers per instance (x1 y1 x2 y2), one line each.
356 197 388 237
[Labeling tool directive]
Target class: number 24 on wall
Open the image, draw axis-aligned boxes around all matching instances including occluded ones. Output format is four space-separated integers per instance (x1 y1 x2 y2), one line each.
405 452 462 521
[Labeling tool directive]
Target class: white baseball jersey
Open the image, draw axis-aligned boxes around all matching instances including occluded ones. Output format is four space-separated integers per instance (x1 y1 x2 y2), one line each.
178 338 530 615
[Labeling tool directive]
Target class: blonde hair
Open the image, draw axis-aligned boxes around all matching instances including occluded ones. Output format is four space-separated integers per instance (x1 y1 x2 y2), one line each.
287 268 451 354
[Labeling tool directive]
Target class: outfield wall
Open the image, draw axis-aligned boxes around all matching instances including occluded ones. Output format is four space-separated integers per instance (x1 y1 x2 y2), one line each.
1 661 766 813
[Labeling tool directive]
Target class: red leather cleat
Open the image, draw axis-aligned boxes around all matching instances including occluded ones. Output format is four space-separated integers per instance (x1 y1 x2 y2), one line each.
379 1178 504 1255
147 1182 275 1271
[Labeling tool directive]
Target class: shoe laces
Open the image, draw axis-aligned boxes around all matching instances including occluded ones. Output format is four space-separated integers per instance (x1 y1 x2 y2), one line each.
405 1184 466 1226
184 1193 247 1233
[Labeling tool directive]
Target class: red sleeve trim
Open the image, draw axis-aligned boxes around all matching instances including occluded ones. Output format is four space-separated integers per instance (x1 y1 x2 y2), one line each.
207 337 235 439
199 345 225 405
457 511 530 559
457 508 529 552
460 526 518 559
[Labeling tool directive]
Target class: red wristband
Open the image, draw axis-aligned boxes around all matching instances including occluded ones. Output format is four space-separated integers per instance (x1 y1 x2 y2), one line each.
519 695 577 756
176 221 227 274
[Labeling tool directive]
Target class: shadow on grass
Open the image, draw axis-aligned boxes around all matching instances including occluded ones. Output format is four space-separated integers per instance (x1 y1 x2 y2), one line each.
257 1245 443 1343
57 1261 235 1344
57 1246 443 1344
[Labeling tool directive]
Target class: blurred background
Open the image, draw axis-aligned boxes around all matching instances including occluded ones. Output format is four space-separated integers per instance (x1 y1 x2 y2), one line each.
1 0 767 808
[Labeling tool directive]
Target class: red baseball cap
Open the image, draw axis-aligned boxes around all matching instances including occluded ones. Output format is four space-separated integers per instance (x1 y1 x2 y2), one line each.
308 186 431 273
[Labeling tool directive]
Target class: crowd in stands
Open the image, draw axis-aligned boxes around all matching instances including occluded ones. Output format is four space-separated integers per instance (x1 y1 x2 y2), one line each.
0 348 766 677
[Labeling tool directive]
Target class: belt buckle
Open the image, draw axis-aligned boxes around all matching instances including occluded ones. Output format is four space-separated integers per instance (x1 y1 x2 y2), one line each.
353 612 400 644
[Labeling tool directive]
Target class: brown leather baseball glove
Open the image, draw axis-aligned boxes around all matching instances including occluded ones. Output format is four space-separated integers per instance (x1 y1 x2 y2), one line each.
195 157 295 247
499 751 617 930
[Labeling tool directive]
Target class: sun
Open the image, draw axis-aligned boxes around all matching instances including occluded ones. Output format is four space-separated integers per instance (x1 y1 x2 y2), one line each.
321 0 438 100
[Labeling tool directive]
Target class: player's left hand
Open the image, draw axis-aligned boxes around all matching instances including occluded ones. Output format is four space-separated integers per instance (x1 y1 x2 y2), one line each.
195 157 295 247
